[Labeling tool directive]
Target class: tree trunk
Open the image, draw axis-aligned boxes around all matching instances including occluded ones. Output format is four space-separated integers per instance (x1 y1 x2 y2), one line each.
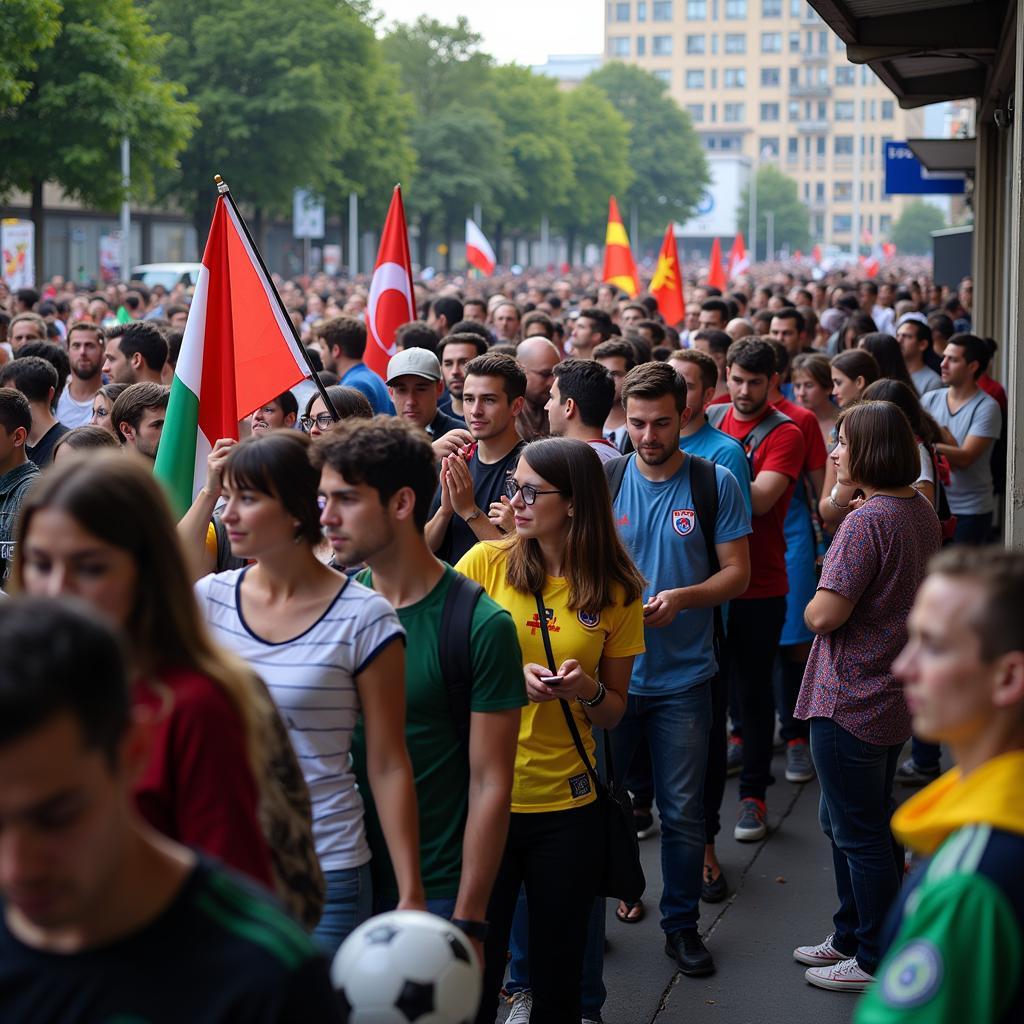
417 215 431 269
444 216 453 274
252 206 267 255
566 226 577 268
31 179 44 287
494 221 505 268
193 189 208 259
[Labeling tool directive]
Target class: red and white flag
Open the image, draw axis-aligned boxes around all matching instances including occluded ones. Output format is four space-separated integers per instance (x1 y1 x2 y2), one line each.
727 233 750 277
465 218 496 276
366 186 416 380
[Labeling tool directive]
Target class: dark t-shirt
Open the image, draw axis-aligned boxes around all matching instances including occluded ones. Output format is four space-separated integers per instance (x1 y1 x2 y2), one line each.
26 421 70 468
430 441 525 564
0 860 340 1023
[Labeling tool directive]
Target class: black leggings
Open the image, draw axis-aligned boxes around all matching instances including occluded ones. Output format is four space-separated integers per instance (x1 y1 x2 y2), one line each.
476 801 605 1024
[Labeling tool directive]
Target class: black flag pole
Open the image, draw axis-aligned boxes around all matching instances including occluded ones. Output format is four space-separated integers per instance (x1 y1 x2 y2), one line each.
213 174 341 423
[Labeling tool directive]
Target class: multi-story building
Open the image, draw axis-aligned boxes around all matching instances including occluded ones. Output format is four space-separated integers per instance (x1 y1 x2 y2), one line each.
604 0 925 251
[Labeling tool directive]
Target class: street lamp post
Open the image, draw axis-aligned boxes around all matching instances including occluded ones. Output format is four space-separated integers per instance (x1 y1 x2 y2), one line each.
765 210 775 261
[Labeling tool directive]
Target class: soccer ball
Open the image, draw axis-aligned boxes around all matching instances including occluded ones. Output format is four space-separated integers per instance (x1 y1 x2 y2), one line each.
331 911 482 1023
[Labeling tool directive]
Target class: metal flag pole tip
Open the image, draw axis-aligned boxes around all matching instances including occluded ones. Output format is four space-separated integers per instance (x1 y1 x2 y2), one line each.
214 174 230 195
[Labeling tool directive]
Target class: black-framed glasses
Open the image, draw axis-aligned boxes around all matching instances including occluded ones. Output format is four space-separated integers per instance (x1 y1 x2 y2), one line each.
505 478 562 505
301 412 334 431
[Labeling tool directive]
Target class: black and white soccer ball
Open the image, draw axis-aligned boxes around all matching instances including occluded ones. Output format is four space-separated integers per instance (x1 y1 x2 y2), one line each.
331 910 481 1024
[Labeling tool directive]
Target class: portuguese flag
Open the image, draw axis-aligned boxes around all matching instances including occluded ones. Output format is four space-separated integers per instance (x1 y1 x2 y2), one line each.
154 194 309 518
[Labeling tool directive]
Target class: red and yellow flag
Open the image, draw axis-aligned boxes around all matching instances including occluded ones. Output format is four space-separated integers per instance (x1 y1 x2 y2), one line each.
707 237 727 291
650 224 685 327
601 196 640 298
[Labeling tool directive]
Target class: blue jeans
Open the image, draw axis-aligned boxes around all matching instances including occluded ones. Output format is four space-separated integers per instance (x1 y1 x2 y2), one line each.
374 895 457 918
312 862 373 958
810 718 903 974
953 511 992 545
609 682 712 934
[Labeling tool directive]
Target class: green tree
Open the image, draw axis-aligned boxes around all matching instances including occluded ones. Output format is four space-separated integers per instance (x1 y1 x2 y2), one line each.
0 0 195 282
585 62 709 248
0 0 60 108
736 164 810 260
552 84 633 263
891 199 946 255
146 0 413 244
482 66 573 250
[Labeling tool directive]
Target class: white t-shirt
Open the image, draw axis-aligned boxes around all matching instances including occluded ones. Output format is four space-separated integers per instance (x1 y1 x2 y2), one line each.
56 383 95 429
917 442 936 499
194 567 405 871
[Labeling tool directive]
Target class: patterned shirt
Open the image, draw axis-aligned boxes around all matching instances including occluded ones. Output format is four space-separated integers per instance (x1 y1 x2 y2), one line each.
795 492 941 745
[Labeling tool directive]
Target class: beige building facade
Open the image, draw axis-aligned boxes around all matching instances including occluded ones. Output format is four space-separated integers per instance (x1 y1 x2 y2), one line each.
604 0 924 252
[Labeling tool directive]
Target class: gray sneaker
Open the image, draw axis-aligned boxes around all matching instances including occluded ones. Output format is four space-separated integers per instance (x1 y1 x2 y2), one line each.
506 991 532 1024
785 740 815 783
726 735 743 777
895 757 941 786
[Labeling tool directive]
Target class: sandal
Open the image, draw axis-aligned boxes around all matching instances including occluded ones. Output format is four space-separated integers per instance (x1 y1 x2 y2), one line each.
615 899 645 924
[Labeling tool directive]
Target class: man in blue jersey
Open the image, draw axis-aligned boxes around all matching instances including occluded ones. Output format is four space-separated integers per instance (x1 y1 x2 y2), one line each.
315 316 394 415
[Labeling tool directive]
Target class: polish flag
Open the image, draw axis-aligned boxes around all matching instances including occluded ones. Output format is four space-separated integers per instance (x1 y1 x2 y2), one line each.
465 218 496 276
366 186 416 380
727 233 750 277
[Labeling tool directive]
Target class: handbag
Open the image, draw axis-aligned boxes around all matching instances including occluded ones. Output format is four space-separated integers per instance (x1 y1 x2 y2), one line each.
533 592 646 904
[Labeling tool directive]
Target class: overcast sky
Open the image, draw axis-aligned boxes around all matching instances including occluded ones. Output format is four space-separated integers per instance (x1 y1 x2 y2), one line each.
369 0 603 66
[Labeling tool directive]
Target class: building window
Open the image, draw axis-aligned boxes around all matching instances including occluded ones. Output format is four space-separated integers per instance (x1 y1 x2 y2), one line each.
725 0 747 16
636 35 646 55
761 67 780 86
788 100 800 120
760 102 780 120
761 32 782 52
609 36 631 56
834 100 854 120
687 33 706 53
724 33 746 53
725 68 747 87
790 0 802 14
789 66 800 85
834 135 853 155
760 136 780 156
788 31 801 52
686 103 705 123
637 0 648 18
723 102 745 122
653 0 673 18
816 135 826 155
686 0 706 15
880 215 892 233
653 69 672 83
815 182 825 201
833 214 852 233
834 181 853 201
787 136 799 158
881 100 895 119
686 68 706 88
615 2 631 20
763 0 782 15
652 34 673 54
835 66 855 86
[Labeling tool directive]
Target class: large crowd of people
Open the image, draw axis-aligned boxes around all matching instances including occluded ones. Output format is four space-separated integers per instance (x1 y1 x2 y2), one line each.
0 264 1020 1024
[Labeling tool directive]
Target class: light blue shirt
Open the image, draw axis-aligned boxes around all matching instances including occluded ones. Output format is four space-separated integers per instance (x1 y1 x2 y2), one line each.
341 363 395 416
614 456 751 695
679 421 752 515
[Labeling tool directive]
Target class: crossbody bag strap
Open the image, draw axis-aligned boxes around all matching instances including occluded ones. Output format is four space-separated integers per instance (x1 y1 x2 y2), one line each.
533 591 603 794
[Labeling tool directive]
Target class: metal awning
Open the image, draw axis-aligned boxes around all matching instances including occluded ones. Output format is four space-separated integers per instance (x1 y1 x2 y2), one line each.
907 137 977 172
809 1 1015 112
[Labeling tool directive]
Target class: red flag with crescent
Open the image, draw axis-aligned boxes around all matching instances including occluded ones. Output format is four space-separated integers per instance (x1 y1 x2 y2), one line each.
366 185 416 380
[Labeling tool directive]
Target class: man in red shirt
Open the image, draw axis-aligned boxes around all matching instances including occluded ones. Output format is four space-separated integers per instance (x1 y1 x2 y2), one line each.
708 338 805 842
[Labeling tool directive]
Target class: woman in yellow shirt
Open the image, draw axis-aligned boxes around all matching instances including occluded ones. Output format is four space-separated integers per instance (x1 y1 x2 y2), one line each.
456 437 645 1024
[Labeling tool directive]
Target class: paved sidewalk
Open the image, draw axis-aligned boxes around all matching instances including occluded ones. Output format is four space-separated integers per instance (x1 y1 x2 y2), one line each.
600 748 865 1024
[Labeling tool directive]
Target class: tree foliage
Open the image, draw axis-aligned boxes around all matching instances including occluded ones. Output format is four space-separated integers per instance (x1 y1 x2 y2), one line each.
891 199 946 255
736 164 810 259
585 62 709 247
0 0 60 108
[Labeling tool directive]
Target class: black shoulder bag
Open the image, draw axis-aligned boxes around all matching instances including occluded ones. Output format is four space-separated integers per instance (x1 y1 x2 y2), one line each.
532 591 645 904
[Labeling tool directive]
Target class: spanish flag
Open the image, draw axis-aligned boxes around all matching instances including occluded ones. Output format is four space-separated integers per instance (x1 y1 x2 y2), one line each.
601 196 640 298
650 224 686 327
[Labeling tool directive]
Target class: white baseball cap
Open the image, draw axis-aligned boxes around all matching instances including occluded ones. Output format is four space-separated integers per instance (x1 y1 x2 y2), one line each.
386 348 442 384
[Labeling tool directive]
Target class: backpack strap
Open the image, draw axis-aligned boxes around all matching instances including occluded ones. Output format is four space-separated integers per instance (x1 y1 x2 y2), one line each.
438 571 486 756
705 403 728 430
741 408 793 460
687 454 720 576
603 453 636 502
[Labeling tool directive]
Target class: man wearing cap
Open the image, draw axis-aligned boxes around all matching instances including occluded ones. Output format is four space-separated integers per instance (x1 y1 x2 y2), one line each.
896 314 942 396
387 348 472 460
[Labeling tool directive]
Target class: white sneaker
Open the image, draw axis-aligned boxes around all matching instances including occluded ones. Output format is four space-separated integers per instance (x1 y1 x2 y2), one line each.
805 957 874 993
507 991 533 1024
793 933 848 967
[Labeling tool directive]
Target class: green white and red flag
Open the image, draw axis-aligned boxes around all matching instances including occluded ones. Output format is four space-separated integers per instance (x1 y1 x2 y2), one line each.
154 194 309 517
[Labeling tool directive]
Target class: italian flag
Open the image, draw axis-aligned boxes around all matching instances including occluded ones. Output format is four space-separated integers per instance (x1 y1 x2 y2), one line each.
154 195 309 518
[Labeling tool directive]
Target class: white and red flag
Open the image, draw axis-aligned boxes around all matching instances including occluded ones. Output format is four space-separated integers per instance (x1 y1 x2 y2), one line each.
727 233 750 277
366 186 416 380
465 218 496 276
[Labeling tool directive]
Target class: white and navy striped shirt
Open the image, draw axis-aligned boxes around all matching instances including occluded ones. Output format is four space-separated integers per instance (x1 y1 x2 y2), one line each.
195 567 405 871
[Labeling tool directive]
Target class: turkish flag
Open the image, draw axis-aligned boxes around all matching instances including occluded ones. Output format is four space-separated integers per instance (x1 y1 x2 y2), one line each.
727 233 750 277
366 186 416 380
650 224 685 327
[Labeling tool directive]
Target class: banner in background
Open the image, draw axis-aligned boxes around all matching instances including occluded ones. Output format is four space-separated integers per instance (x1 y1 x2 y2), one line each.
1 220 34 289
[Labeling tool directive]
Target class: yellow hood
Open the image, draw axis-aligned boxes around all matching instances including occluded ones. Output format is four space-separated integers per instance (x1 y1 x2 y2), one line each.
892 750 1024 856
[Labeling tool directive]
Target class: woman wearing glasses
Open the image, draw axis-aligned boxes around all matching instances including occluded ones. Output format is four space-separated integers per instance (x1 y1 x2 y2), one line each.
301 385 372 437
456 437 645 1024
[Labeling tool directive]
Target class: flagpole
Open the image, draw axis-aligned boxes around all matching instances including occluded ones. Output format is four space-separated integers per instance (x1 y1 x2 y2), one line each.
213 175 340 422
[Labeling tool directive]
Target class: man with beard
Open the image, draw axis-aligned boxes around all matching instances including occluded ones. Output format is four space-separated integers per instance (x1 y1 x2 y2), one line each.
103 323 167 386
57 323 105 428
0 358 68 469
437 332 488 425
607 362 751 977
110 382 169 461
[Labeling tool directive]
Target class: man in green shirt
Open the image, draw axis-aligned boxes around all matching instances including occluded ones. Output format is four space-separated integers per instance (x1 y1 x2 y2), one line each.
313 417 525 967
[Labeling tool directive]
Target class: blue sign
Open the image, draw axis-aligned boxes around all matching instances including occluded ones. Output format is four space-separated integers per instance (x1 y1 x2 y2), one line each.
885 142 966 196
